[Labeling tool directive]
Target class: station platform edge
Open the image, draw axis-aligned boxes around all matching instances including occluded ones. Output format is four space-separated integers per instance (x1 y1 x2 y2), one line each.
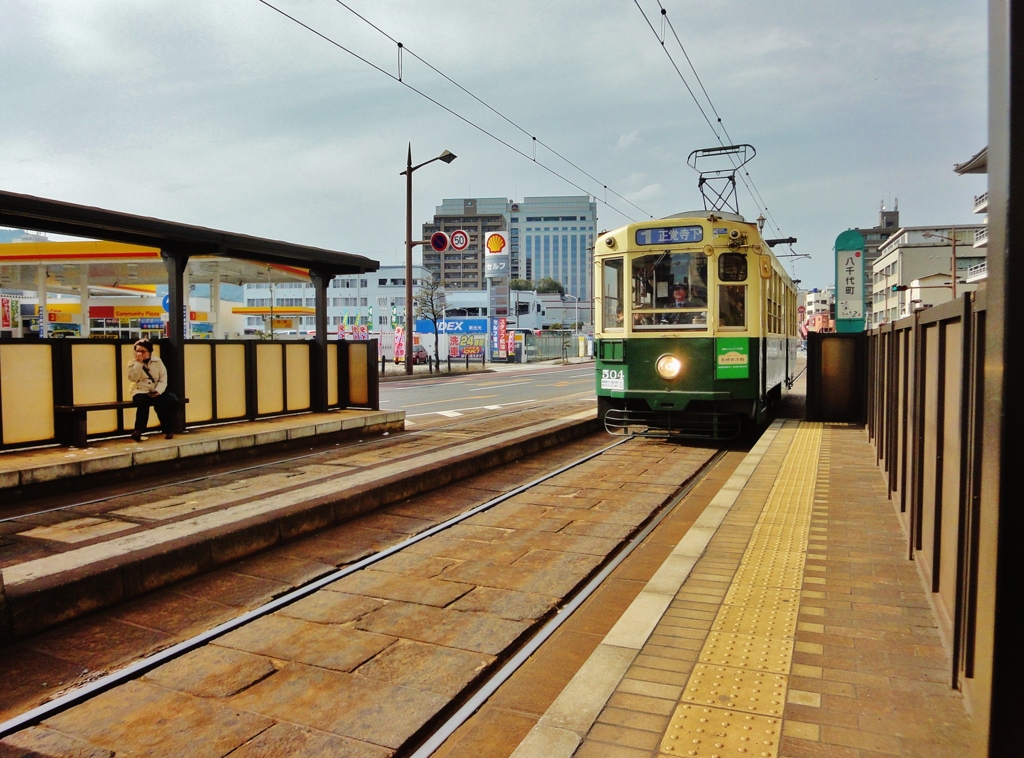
0 409 405 494
492 419 975 758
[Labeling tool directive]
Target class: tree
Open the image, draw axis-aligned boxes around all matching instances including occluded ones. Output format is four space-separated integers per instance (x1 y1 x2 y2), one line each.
536 278 564 294
509 278 533 291
414 275 447 368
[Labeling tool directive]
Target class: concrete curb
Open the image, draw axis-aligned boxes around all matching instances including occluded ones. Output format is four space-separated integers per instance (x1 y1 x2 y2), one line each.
4 414 601 640
0 412 406 502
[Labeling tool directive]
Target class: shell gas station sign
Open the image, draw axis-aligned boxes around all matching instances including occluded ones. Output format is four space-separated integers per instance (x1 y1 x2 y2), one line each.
484 232 509 276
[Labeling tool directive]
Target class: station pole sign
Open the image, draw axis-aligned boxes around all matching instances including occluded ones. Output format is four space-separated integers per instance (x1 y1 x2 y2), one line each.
834 229 866 333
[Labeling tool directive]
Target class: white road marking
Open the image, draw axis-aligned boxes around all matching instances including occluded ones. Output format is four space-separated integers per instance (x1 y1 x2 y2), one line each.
405 398 541 419
468 381 531 391
437 410 464 418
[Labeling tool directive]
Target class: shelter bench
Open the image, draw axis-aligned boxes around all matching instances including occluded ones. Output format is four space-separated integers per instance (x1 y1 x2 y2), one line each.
55 399 188 448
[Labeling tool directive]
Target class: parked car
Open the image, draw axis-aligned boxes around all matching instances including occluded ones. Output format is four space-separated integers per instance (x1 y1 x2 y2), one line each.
395 344 430 364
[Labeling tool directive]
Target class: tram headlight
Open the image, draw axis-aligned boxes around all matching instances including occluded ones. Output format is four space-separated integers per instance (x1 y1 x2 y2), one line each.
656 354 683 380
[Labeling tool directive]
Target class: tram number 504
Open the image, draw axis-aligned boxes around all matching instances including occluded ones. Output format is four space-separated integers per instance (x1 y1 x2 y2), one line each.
600 369 625 391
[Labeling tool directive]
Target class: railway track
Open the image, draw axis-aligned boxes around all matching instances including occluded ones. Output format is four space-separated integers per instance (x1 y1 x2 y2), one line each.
0 429 733 756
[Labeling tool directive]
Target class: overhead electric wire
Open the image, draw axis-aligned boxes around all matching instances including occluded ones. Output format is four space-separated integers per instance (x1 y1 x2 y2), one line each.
653 0 785 236
634 0 803 258
333 1 652 219
255 0 647 223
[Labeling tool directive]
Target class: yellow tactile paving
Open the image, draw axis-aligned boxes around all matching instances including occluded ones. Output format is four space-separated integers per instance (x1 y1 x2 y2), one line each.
722 583 800 609
699 631 794 674
680 664 788 717
729 563 804 590
661 705 782 756
661 422 822 758
712 605 798 640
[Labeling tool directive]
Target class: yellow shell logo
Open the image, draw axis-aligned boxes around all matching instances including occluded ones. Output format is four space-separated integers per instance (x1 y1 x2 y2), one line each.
486 233 506 253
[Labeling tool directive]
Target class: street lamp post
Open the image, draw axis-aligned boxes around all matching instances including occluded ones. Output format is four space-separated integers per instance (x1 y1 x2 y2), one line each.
401 144 456 375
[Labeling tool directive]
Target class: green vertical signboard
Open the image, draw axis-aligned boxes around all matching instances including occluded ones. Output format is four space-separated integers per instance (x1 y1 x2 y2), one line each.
716 337 750 379
835 229 866 333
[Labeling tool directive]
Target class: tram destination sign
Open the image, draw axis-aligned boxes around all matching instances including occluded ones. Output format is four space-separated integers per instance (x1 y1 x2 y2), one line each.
635 225 704 246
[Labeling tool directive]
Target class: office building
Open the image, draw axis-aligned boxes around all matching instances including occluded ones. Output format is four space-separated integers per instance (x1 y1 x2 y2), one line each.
241 265 431 335
421 196 597 302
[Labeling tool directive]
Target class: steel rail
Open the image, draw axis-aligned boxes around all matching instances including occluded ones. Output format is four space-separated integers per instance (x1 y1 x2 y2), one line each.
407 446 730 757
0 435 630 740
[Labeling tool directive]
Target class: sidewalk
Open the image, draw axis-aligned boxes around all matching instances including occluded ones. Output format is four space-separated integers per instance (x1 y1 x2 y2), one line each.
502 420 975 758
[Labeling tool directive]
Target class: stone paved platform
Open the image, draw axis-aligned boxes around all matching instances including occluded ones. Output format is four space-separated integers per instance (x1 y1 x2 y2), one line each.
498 421 977 758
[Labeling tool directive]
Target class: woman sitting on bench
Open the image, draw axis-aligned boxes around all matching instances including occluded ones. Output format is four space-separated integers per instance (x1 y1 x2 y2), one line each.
127 339 175 441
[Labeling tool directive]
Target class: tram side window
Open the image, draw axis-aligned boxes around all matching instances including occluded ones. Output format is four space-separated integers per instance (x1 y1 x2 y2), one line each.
602 258 624 329
719 285 746 328
719 253 747 282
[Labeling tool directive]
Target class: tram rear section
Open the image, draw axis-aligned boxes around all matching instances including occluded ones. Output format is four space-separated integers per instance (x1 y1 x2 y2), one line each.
0 406 976 756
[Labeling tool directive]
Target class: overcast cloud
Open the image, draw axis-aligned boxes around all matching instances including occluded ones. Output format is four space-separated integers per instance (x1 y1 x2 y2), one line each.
1 0 988 287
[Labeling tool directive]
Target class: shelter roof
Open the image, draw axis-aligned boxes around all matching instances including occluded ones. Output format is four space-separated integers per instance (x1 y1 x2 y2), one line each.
0 189 377 277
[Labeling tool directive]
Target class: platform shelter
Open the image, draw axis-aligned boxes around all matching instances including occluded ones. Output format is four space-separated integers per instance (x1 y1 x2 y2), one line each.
0 190 380 449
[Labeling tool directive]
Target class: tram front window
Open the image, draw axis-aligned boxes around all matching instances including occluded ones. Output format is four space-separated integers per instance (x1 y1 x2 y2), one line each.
631 251 708 330
601 258 624 330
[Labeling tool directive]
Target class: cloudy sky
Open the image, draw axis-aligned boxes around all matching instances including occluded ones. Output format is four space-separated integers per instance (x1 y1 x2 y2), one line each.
2 0 988 288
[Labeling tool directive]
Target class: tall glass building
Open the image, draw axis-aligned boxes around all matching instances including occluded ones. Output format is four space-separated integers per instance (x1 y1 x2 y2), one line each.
421 196 597 302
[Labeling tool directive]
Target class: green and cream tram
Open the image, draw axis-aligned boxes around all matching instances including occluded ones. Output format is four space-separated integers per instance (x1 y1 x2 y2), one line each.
594 211 798 439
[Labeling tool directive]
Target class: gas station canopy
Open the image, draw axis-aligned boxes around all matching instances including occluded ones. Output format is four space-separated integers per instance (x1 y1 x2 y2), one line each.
0 240 316 292
0 189 378 284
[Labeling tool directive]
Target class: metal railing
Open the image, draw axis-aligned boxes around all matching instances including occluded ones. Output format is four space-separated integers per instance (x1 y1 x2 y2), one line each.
966 261 988 281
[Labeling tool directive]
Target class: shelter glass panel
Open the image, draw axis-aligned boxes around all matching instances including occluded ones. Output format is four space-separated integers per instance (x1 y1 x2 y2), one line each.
348 342 369 406
184 343 213 423
1 344 55 444
72 342 119 434
256 343 285 414
285 343 311 411
327 343 339 406
215 344 247 419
